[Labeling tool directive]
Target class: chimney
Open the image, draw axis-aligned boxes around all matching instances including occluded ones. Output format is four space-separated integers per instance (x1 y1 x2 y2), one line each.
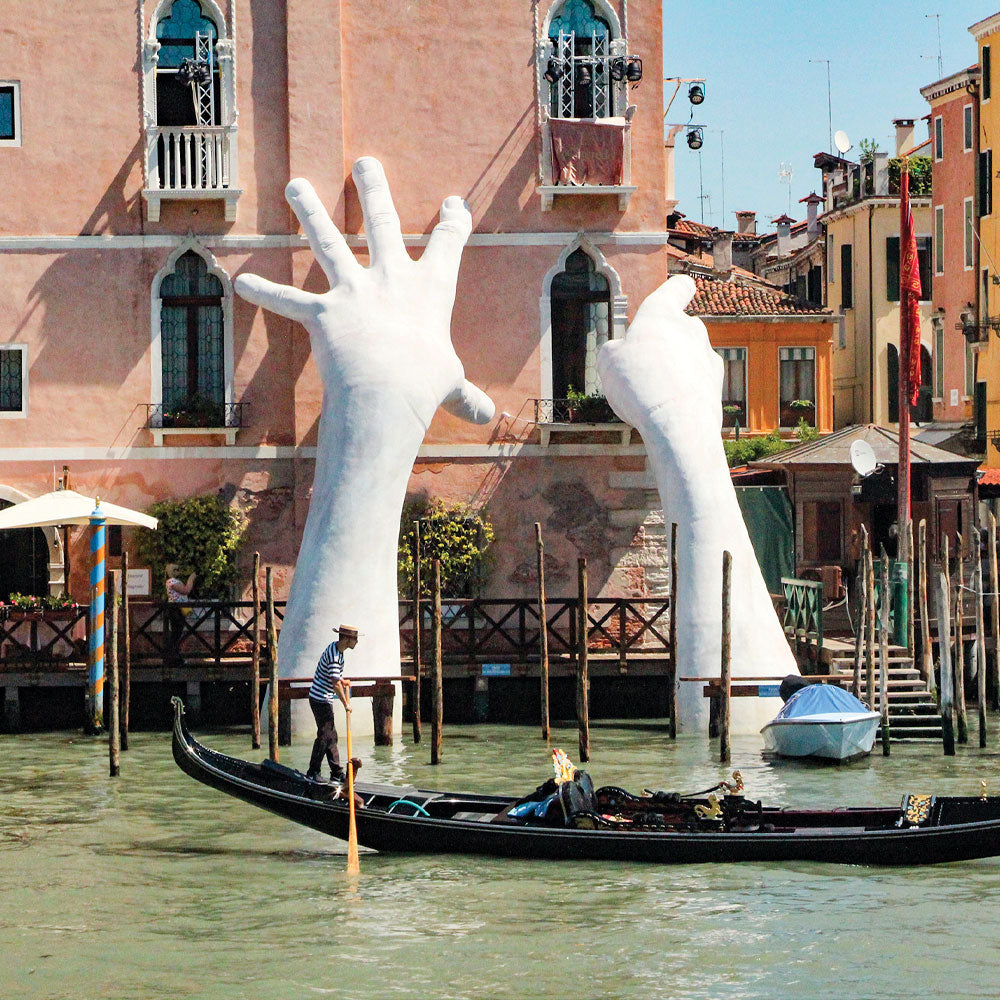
735 210 756 235
713 231 734 275
799 193 823 238
893 118 916 157
772 214 794 256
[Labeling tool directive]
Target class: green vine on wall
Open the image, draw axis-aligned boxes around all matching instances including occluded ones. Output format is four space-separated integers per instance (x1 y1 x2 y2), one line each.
398 498 495 598
135 494 247 599
888 156 932 196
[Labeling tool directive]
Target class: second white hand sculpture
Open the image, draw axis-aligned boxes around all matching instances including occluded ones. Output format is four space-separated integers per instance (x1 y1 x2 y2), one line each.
598 275 798 732
235 158 494 697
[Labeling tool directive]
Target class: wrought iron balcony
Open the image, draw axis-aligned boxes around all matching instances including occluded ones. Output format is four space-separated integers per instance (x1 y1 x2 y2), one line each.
959 316 1000 343
533 397 631 447
146 401 247 446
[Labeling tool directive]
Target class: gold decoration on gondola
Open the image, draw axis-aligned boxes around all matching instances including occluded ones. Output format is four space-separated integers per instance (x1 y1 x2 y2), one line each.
695 793 722 819
903 794 933 825
982 779 988 801
721 770 744 796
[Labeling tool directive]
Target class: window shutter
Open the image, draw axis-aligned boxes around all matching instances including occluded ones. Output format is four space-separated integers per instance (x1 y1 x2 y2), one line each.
886 236 900 302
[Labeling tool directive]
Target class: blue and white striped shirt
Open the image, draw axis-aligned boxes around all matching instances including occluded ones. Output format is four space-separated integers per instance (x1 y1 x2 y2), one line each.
309 641 346 704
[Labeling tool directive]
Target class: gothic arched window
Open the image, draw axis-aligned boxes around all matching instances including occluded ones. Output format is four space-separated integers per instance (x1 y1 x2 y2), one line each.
550 248 610 398
160 251 225 425
155 0 221 127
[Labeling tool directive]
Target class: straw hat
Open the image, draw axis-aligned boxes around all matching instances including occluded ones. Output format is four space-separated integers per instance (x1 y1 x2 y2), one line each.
335 624 359 637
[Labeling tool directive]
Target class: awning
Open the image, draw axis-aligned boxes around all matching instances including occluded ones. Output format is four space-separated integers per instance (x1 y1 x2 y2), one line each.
0 490 157 530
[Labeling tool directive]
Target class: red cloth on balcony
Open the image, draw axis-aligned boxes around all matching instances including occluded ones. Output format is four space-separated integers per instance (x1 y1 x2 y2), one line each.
549 117 626 186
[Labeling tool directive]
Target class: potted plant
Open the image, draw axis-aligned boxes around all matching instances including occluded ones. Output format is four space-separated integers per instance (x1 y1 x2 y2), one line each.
566 385 615 423
723 403 743 440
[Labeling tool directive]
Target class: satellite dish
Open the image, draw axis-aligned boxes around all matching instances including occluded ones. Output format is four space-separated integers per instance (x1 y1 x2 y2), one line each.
834 130 852 155
850 440 878 477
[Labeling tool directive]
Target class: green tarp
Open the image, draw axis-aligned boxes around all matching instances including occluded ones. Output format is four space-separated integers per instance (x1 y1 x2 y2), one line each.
735 487 794 595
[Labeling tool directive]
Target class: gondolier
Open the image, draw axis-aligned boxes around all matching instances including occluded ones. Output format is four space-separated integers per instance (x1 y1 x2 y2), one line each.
305 624 358 784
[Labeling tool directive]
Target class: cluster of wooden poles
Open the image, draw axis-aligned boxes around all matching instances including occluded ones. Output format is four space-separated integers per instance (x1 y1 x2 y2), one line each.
712 515 1000 764
408 520 682 766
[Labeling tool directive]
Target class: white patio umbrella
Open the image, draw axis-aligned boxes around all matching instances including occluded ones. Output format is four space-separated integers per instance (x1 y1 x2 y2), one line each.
0 489 157 530
0 490 157 732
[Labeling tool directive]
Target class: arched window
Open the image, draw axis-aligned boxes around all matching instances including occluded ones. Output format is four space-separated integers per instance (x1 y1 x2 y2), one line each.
887 344 933 423
155 0 221 127
550 247 610 398
159 250 225 425
548 0 613 119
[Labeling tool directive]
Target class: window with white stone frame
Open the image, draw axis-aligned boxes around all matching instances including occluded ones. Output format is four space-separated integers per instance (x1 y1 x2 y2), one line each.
141 0 239 221
0 345 27 418
0 81 21 148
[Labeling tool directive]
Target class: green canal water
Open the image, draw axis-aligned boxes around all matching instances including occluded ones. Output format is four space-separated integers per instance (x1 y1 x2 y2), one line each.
4 720 1000 1000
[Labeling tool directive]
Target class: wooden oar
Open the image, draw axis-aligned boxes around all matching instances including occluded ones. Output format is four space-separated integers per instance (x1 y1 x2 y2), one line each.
345 700 360 875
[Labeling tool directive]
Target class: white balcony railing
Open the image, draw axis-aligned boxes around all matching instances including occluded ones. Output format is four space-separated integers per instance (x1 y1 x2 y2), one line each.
143 125 241 222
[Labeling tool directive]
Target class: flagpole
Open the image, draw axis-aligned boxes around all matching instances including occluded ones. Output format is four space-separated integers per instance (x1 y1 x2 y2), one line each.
898 163 912 551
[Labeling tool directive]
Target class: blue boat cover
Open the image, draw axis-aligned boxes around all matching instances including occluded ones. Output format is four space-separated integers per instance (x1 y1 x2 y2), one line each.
773 683 870 721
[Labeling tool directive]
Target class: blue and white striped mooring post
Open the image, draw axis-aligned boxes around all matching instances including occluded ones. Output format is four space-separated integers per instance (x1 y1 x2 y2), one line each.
87 501 106 734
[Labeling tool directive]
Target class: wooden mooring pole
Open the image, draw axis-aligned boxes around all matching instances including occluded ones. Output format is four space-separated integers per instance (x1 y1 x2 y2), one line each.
934 567 956 755
864 528 876 710
907 519 915 654
251 552 261 750
720 551 732 764
577 556 591 763
918 519 934 698
412 521 422 744
990 512 999 711
976 561 988 749
536 523 550 741
431 559 443 765
852 530 868 699
956 534 969 744
108 570 120 778
668 522 678 740
121 550 131 752
265 567 278 762
879 548 890 755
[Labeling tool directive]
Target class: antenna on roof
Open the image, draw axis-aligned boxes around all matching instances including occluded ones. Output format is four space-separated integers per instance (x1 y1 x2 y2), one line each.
778 162 794 214
834 130 852 155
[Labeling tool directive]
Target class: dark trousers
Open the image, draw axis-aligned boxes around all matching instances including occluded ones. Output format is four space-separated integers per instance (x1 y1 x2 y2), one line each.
308 697 342 776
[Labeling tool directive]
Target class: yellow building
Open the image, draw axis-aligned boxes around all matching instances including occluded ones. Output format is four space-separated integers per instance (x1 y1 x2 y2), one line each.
972 13 1000 468
815 121 935 430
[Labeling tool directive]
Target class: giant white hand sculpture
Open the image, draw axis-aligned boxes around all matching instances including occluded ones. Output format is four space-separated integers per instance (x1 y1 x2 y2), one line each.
598 275 797 733
235 158 494 691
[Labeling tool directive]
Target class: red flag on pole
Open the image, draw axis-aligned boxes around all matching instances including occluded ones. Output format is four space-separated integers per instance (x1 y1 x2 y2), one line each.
900 169 923 406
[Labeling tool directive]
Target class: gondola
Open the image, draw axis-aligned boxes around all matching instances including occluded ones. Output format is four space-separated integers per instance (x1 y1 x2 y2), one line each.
171 698 1000 866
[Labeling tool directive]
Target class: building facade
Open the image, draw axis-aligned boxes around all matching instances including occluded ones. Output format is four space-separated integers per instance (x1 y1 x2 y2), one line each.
814 124 935 431
920 65 982 428
0 0 698 604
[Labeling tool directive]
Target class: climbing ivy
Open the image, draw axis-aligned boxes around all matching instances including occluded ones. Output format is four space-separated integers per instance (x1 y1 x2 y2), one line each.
135 494 247 599
398 499 495 598
888 156 932 196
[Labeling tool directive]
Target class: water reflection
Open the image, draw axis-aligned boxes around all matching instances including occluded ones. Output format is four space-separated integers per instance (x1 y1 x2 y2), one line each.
3 722 1000 999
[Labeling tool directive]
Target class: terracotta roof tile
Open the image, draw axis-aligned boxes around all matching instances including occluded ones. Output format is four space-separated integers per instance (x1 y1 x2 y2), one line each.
688 274 831 317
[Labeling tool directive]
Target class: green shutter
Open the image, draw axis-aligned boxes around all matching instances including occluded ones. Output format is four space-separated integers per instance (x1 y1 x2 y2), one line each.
886 236 900 302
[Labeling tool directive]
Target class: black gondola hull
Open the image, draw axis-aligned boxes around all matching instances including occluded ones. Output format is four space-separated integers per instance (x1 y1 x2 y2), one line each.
171 700 1000 866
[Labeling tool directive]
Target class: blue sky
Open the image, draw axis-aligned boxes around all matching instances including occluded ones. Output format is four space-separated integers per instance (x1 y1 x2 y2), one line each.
664 1 992 231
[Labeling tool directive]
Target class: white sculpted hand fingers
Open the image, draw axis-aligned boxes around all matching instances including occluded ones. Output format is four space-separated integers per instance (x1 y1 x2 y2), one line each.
627 274 697 338
234 274 321 325
441 379 496 425
353 157 408 269
422 196 473 283
286 178 358 286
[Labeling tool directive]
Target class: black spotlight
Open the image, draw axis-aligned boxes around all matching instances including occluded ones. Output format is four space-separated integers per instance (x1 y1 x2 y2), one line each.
544 59 564 83
577 64 592 87
609 56 626 82
688 83 705 105
686 126 704 150
625 56 643 82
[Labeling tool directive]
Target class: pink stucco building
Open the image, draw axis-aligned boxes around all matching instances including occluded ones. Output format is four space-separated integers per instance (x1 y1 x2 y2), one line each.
0 0 699 603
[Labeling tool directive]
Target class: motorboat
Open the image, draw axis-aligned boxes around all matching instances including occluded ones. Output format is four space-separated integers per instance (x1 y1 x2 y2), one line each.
761 680 880 761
